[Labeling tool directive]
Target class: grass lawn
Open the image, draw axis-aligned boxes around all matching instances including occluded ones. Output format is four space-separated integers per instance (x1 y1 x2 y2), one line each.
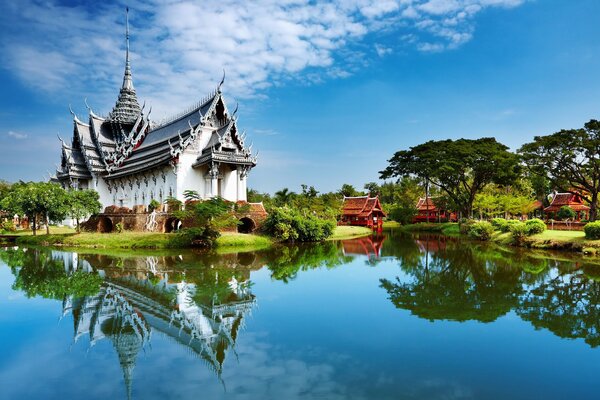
383 221 401 228
6 226 76 236
401 222 460 236
215 232 273 253
13 230 274 251
328 226 373 240
534 230 585 240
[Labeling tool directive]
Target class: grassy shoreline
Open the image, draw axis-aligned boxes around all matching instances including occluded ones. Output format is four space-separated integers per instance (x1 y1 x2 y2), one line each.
7 225 372 251
327 226 374 241
401 222 600 254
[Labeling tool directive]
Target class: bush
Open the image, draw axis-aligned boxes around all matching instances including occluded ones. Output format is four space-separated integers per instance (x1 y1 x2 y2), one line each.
557 206 576 220
491 218 508 231
115 222 124 233
468 221 494 241
148 199 160 212
525 218 546 234
1 220 16 233
388 204 417 225
584 221 600 240
509 221 529 242
263 207 335 242
501 219 523 233
459 219 476 235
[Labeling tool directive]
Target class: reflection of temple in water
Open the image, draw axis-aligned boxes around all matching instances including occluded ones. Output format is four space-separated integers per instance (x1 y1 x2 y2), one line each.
341 234 386 258
60 253 256 399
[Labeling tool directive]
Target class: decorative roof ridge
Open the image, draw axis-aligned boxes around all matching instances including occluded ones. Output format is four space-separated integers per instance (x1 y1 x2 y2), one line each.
343 195 369 199
89 110 105 121
152 91 218 130
74 116 90 127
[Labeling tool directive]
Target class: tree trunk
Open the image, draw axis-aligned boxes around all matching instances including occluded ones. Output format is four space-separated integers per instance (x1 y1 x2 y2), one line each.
590 192 598 221
45 213 50 235
76 218 80 233
32 215 36 236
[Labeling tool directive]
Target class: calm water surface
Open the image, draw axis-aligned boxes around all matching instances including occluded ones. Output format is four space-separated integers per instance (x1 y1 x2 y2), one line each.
1 229 600 400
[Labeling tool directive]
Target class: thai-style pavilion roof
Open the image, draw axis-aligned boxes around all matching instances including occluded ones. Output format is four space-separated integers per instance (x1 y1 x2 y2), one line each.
341 195 386 217
416 196 439 212
54 10 256 184
544 192 590 212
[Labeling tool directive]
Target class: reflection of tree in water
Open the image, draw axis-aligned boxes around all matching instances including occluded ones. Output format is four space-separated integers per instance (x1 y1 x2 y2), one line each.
380 239 523 322
1 247 258 398
379 232 600 346
517 269 600 348
263 241 353 283
0 248 102 299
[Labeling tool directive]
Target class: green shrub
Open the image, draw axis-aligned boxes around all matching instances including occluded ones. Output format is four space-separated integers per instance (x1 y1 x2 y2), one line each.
501 219 523 233
525 218 546 234
468 221 494 241
115 222 124 233
557 206 576 220
459 219 476 235
148 199 160 212
584 221 600 240
509 221 529 242
491 218 508 231
263 207 335 242
1 220 16 233
388 204 417 225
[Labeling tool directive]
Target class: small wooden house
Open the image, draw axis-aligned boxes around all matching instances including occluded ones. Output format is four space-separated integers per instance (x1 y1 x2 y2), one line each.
544 192 590 220
339 196 386 229
413 196 456 223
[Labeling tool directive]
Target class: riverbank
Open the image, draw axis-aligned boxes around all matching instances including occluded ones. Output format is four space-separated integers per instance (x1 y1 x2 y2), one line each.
8 225 372 250
401 222 600 254
328 226 374 240
12 231 273 250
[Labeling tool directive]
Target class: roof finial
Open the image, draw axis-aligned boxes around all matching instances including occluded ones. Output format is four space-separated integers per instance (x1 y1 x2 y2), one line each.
122 7 134 91
218 69 226 90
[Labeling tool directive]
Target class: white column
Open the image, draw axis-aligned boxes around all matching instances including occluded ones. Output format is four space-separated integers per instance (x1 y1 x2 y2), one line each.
238 166 248 202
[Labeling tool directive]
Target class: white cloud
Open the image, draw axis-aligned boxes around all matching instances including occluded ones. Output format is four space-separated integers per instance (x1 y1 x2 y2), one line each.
7 131 27 140
0 0 526 118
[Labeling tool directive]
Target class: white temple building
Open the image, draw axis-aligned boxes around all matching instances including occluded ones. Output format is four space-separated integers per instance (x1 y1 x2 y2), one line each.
54 11 257 210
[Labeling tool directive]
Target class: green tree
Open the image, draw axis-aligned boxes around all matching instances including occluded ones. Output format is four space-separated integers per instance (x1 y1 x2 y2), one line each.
557 206 576 220
381 138 521 217
274 188 296 206
0 180 11 204
174 197 238 248
519 120 600 220
363 182 380 196
338 183 362 197
301 184 319 199
67 190 102 232
1 182 69 235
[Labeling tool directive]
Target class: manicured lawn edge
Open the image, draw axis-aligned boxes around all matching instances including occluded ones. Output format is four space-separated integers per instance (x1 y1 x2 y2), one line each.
401 222 600 254
328 226 373 241
14 231 274 251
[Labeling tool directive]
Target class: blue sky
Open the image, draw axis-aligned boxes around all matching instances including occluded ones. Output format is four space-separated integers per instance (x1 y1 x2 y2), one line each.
0 0 599 194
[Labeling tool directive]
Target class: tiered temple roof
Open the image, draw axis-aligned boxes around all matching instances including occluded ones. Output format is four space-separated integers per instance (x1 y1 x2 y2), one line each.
55 11 256 186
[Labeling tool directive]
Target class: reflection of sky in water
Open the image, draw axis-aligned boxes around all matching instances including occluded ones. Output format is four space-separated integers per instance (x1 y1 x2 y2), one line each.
1 240 600 399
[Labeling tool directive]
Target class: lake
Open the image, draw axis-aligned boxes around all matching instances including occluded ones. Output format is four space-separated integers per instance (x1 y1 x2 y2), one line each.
1 229 600 399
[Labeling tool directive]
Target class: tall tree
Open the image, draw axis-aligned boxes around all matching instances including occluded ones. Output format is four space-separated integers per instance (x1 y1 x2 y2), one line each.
380 138 521 217
0 182 69 235
67 190 102 232
519 120 600 220
338 184 362 198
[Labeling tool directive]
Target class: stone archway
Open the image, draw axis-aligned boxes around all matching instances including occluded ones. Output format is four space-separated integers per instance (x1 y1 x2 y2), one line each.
238 217 256 234
164 217 182 233
98 216 113 233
